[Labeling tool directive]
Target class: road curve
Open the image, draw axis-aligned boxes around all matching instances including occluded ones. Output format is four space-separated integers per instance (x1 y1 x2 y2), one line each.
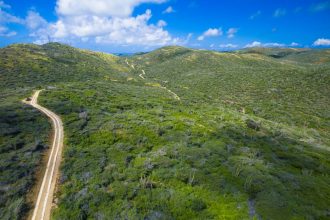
25 90 64 220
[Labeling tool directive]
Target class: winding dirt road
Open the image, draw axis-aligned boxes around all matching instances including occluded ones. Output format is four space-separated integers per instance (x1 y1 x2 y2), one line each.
25 90 64 220
124 59 181 100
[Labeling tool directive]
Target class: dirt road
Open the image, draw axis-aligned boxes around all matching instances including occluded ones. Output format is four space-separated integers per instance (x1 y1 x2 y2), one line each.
25 90 64 220
125 59 181 100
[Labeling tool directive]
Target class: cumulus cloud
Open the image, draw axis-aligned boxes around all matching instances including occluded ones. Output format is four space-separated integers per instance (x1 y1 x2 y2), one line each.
313 38 330 46
219 43 238 49
227 28 238 38
29 0 179 47
264 42 285 47
56 0 166 17
26 10 48 30
198 28 222 41
157 20 167 27
93 10 172 46
245 41 262 48
26 11 52 43
245 41 285 48
163 6 175 14
290 42 299 47
273 8 286 17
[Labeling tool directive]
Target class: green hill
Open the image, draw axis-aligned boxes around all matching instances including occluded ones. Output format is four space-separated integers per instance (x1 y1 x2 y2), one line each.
131 46 330 132
0 43 132 219
1 43 329 220
0 43 130 91
239 47 330 64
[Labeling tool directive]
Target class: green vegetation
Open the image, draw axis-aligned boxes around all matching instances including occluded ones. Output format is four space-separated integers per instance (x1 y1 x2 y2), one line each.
0 43 329 219
0 93 50 219
0 42 129 219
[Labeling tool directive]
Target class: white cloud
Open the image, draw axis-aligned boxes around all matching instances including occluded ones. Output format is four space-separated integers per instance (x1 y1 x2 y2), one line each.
157 19 167 27
263 42 285 47
245 41 285 48
313 38 330 46
219 43 238 48
250 10 261 20
245 41 262 48
198 28 222 41
26 10 48 30
30 0 180 47
227 28 238 38
0 2 24 37
0 25 16 36
28 13 52 44
42 9 173 46
290 42 299 47
93 10 172 45
197 36 204 41
273 8 286 17
163 6 175 14
204 28 222 37
56 0 166 17
0 8 24 24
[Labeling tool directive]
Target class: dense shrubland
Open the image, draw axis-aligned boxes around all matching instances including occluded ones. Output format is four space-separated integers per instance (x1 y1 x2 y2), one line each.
0 95 50 219
40 79 330 220
0 43 329 219
0 43 131 219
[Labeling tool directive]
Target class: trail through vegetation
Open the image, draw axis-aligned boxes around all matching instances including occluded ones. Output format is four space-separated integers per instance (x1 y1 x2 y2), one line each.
0 43 329 220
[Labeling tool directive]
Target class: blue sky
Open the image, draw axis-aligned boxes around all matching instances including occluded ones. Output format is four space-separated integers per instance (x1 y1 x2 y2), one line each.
0 0 330 52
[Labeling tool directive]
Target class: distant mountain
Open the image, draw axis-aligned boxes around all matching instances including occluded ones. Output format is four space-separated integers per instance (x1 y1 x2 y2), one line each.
238 47 330 64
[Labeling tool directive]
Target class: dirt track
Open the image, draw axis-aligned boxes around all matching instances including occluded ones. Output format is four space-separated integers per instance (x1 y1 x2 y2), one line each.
26 90 64 220
124 59 181 100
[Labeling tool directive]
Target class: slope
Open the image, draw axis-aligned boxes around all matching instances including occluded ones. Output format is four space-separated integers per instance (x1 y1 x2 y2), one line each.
130 46 330 136
0 42 134 219
0 43 329 220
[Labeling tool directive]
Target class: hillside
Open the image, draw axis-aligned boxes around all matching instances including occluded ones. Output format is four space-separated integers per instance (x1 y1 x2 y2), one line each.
239 47 330 64
131 46 330 133
0 43 133 219
1 43 329 220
